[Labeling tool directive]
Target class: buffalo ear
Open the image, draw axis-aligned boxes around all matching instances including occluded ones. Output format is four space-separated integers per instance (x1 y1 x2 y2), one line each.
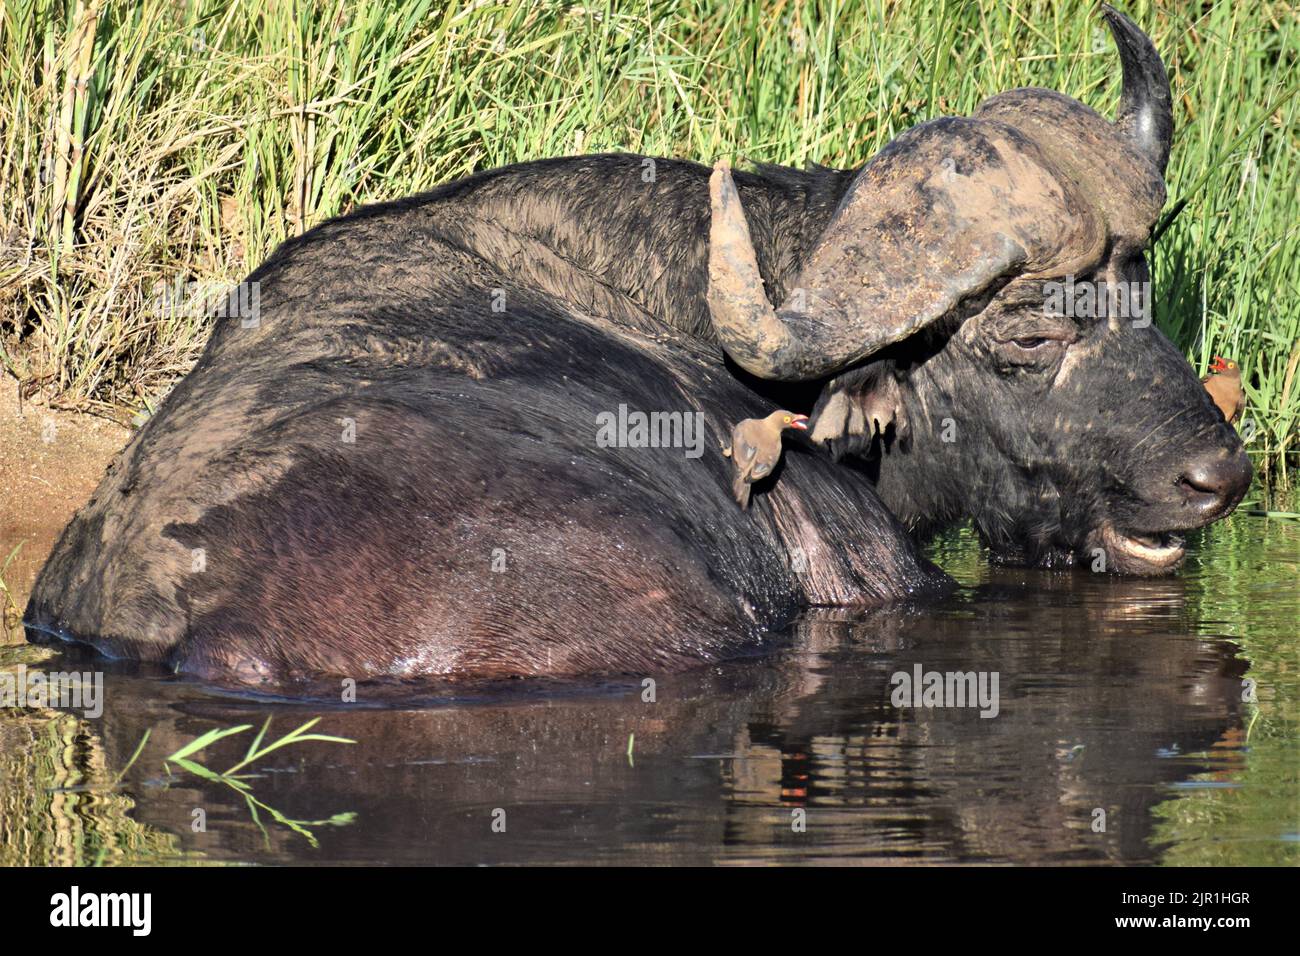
860 375 909 444
809 370 910 454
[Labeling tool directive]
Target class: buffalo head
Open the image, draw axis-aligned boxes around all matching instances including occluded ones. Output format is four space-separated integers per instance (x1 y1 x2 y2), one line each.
705 6 1250 575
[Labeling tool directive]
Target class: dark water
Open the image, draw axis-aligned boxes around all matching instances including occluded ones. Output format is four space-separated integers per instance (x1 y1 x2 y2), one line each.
2 490 1296 866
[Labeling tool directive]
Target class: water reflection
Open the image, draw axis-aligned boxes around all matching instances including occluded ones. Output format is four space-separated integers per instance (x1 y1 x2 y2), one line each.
0 574 1251 865
2 497 1296 866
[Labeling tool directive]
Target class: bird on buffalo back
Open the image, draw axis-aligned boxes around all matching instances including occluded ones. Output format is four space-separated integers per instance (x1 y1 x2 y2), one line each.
1201 356 1245 425
722 410 809 509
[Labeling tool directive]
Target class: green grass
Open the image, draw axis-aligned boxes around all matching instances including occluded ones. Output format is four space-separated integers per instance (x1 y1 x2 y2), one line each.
1 0 1297 474
159 717 357 848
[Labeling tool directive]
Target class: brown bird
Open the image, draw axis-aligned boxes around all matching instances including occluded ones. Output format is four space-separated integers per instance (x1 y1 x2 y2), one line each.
722 410 809 509
1201 355 1245 424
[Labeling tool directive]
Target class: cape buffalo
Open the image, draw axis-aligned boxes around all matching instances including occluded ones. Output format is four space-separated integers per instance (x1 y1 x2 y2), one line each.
25 7 1249 688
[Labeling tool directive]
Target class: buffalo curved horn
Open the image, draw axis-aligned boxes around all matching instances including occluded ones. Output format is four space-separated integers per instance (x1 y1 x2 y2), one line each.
706 115 1071 381
706 7 1170 383
1102 4 1173 174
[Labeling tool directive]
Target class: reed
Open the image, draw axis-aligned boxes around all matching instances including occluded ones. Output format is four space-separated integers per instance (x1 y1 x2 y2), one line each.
2 0 1296 474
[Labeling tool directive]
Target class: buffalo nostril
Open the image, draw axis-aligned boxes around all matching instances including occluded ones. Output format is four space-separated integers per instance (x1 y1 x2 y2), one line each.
1179 468 1220 497
1177 449 1253 511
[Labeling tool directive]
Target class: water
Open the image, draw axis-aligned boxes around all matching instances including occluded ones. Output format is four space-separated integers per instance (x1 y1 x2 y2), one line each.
1 489 1296 866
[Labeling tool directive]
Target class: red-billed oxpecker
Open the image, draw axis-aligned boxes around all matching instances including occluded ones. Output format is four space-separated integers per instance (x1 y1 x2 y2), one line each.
722 410 809 509
1201 356 1245 425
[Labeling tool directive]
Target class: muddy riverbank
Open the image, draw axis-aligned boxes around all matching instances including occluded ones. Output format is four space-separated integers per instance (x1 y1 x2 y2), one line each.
0 383 129 643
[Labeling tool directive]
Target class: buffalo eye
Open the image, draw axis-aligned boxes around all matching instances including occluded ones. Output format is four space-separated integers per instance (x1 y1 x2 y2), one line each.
1012 336 1051 350
982 300 1077 367
991 326 1074 368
